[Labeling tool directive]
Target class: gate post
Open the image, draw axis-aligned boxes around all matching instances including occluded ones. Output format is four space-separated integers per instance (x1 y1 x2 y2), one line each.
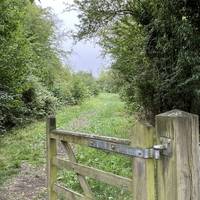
156 110 200 200
132 121 155 200
47 116 58 200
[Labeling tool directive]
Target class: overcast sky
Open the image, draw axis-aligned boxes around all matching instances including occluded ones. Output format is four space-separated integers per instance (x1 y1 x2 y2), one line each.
37 0 110 77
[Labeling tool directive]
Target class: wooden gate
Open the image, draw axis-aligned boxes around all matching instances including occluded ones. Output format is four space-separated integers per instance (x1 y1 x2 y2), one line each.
46 110 200 200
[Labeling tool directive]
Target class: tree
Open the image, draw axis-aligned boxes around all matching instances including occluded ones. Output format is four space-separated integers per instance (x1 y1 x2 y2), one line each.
73 0 200 123
98 69 119 93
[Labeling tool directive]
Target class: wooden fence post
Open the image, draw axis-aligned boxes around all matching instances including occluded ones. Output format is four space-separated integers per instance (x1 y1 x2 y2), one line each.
132 121 156 200
156 110 200 200
47 116 58 200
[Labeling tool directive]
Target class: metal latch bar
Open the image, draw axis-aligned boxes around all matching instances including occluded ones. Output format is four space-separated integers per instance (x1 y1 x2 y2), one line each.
89 137 171 160
89 139 153 158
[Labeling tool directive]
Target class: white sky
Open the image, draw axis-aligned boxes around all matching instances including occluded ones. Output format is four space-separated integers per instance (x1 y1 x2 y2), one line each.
36 0 110 77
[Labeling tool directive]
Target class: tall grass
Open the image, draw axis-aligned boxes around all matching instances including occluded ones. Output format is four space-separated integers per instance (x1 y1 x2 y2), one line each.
0 93 134 199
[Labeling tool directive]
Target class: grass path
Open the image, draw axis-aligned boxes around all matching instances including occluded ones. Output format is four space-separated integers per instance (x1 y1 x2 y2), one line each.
0 93 134 199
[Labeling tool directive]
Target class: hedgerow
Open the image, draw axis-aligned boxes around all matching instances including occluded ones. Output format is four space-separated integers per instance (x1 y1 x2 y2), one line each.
0 0 98 133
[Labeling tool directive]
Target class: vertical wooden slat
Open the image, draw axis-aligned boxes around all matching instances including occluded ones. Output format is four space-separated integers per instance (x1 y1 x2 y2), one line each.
132 121 155 200
47 116 58 200
156 110 200 200
61 141 93 199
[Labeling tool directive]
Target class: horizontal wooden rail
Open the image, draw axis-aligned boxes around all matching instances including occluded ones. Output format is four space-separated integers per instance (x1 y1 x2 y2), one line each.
53 184 87 200
53 157 132 192
51 129 130 145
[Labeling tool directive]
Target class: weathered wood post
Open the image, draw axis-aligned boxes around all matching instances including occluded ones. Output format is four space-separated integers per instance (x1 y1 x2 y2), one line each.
47 116 58 200
156 110 200 200
132 121 155 200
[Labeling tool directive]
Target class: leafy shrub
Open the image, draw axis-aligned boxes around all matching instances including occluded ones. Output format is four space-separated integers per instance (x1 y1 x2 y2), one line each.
0 90 21 133
23 76 58 117
70 76 90 105
0 76 58 133
98 69 119 93
0 0 100 133
75 72 99 96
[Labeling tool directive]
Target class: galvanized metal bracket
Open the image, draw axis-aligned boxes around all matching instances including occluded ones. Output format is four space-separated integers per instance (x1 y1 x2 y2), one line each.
89 139 153 159
89 139 155 159
89 137 172 160
153 137 172 159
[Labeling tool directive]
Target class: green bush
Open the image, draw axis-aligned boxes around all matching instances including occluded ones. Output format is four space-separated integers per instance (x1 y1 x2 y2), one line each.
70 76 90 105
0 76 58 133
22 76 58 117
0 0 100 133
98 69 119 93
75 71 100 96
0 90 21 133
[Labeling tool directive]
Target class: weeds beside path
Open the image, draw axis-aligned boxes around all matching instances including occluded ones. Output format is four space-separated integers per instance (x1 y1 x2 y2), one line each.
0 93 134 200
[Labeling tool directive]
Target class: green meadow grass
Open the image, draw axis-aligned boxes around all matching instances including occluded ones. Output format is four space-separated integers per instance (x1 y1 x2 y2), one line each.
0 93 134 199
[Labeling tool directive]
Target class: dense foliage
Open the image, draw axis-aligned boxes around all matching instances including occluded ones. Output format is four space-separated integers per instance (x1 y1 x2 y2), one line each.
97 69 119 93
0 0 98 133
74 0 200 123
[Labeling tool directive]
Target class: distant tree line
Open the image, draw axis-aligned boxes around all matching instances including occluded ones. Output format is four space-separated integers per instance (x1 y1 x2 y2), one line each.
74 0 200 124
0 0 99 133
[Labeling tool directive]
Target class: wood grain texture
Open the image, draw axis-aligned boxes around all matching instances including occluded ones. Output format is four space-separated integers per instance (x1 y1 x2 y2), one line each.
47 116 58 200
51 129 130 145
61 141 93 199
53 184 86 200
132 121 156 200
156 110 200 200
53 157 133 192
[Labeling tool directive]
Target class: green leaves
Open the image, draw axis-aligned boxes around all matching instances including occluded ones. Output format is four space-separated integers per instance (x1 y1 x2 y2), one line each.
73 0 200 123
0 0 98 133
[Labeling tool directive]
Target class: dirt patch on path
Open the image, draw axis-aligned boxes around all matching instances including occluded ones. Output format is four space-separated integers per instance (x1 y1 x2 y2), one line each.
0 111 96 200
0 163 47 200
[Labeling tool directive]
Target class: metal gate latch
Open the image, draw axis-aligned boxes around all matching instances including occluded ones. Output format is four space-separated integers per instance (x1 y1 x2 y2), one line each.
89 137 172 160
153 137 172 159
